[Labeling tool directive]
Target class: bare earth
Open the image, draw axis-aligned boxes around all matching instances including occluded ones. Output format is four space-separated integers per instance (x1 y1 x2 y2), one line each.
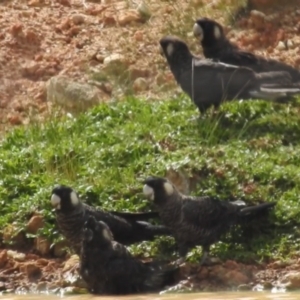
0 0 300 131
1 0 300 295
1 247 300 294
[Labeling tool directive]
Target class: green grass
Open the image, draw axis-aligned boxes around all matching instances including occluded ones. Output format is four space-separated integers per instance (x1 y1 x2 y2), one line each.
1 95 300 263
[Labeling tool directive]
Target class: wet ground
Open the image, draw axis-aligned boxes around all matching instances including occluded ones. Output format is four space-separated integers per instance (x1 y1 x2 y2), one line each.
2 291 300 300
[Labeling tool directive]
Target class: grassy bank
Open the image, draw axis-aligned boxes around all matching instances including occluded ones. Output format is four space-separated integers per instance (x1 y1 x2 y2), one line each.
1 95 300 263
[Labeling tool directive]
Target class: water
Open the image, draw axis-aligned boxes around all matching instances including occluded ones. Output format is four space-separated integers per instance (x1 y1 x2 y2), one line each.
1 292 300 300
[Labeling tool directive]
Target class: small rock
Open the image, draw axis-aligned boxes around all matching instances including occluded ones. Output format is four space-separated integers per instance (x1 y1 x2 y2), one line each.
103 53 126 66
276 41 286 51
26 215 44 234
133 30 143 41
0 250 8 268
46 76 105 111
286 40 294 49
53 241 68 257
63 255 80 272
102 13 116 26
165 168 190 194
250 9 266 20
133 77 148 92
7 250 25 262
118 10 143 26
34 237 51 255
95 54 105 63
137 1 151 21
71 14 85 25
67 26 81 37
249 10 267 31
28 0 44 6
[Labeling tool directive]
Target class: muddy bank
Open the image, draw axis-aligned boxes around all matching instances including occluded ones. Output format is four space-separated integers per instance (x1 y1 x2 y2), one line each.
0 248 300 295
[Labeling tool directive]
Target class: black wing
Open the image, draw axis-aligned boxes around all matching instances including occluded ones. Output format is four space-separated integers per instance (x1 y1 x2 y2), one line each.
220 49 300 81
109 211 160 221
85 204 171 244
219 49 263 69
188 59 257 102
181 196 240 228
105 243 149 293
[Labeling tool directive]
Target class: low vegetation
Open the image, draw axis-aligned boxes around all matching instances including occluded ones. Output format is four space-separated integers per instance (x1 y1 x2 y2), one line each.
1 95 300 263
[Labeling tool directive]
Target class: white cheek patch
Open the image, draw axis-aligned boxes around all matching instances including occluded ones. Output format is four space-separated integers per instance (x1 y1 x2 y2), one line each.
51 194 61 209
213 25 221 39
166 43 174 57
143 184 154 201
70 191 79 206
193 23 204 41
102 228 112 241
163 182 174 196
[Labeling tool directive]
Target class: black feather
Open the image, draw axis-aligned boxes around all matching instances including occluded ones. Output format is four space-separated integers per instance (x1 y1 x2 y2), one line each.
79 216 178 295
159 35 300 114
51 185 172 254
193 17 300 82
143 176 276 264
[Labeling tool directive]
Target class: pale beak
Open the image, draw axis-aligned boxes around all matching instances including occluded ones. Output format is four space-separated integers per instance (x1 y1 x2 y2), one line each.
193 23 203 41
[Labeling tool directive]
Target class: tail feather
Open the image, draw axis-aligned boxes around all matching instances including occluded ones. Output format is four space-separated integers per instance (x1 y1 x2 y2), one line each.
249 88 300 101
136 221 172 237
110 211 159 222
260 87 300 93
257 71 293 84
239 202 276 216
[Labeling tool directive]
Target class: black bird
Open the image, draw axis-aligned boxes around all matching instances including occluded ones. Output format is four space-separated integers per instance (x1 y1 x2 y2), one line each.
142 176 276 265
51 185 172 254
159 35 300 113
80 216 178 295
193 17 300 82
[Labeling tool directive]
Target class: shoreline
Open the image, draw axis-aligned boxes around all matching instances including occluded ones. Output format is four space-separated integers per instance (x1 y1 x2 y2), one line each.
0 247 299 295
